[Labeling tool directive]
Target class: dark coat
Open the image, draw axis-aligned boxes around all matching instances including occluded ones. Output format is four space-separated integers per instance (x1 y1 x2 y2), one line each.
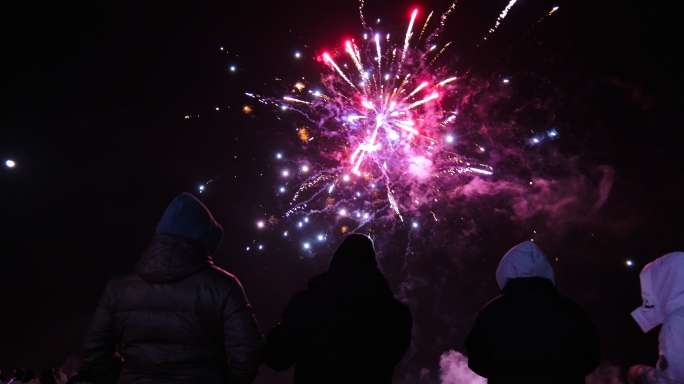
265 265 412 384
465 277 601 384
82 234 266 384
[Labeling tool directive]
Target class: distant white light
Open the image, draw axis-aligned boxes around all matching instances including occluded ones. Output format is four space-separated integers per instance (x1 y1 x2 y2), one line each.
552 6 559 11
230 66 236 72
356 212 361 217
302 165 309 172
199 185 205 191
220 47 224 51
246 246 250 251
339 209 347 215
313 91 321 96
480 147 486 152
626 260 633 266
364 33 368 39
363 213 369 219
304 217 309 223
503 78 510 83
281 105 288 110
371 184 376 188
533 138 540 143
215 107 220 111
446 135 455 143
384 74 390 80
343 175 350 182
298 222 303 227
282 170 289 176
388 130 400 140
257 221 265 229
318 234 324 241
412 222 418 228
279 187 285 192
276 153 283 159
5 160 16 168
303 243 310 249
258 245 263 250
284 231 288 237
295 52 301 58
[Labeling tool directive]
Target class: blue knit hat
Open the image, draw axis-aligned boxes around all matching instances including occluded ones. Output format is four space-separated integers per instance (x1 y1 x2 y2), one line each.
155 193 224 254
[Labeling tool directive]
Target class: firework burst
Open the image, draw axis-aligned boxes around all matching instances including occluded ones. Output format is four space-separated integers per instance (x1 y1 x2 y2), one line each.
268 2 494 227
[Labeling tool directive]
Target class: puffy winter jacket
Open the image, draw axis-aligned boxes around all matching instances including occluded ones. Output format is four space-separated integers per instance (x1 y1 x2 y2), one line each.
265 235 412 384
466 241 600 384
82 234 266 383
629 252 684 384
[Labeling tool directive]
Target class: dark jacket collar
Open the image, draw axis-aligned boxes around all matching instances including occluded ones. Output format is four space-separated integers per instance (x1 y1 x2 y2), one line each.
309 265 394 308
135 233 214 283
502 277 557 294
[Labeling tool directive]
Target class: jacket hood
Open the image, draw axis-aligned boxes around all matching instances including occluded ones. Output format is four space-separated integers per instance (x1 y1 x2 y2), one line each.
328 233 377 271
155 193 224 255
135 234 214 283
309 265 393 308
496 241 555 290
631 252 684 332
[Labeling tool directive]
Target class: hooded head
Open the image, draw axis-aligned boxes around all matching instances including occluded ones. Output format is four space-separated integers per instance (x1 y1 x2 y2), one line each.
631 252 684 333
155 193 224 255
496 241 555 290
329 233 377 271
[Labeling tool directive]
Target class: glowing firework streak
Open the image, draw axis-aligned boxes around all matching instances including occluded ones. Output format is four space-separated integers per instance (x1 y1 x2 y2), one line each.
346 41 364 73
283 96 311 104
468 167 494 175
407 82 429 98
400 9 419 67
437 77 458 86
323 53 356 88
408 93 439 109
485 0 519 39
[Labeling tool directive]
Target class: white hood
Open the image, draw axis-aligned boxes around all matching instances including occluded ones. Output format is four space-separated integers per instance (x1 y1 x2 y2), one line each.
631 252 684 333
496 241 555 290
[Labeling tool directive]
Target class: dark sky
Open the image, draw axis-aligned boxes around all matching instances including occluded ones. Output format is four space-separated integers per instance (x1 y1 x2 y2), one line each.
1 0 682 382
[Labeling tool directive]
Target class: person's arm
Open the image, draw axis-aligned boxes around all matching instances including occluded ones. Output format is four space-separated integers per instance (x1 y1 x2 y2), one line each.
81 280 122 382
223 278 267 384
264 291 309 371
465 312 490 378
628 317 684 384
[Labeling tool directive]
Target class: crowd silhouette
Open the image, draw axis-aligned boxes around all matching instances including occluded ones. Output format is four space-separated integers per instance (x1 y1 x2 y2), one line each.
4 193 681 384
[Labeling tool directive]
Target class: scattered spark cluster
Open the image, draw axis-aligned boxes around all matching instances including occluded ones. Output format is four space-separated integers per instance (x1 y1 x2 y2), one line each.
242 1 562 253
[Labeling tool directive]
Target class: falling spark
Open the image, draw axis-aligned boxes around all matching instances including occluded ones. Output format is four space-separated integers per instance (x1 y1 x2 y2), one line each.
484 0 519 40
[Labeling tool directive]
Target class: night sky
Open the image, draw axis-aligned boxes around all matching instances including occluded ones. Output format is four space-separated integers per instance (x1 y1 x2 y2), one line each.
1 0 682 382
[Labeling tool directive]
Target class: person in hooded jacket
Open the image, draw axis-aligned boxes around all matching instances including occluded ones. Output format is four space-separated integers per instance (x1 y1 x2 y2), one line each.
264 233 412 383
465 241 600 384
81 193 267 383
628 252 684 384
